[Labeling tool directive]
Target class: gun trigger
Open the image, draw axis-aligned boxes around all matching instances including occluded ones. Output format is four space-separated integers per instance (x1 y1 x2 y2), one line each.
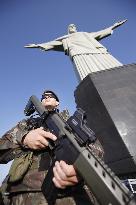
48 138 60 150
48 140 55 150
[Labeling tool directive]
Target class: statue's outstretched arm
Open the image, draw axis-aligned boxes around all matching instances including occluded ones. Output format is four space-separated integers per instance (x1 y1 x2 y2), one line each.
92 19 127 40
24 40 63 51
110 19 127 30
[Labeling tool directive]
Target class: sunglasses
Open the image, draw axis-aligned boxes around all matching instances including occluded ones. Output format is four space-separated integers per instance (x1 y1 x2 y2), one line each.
43 93 56 100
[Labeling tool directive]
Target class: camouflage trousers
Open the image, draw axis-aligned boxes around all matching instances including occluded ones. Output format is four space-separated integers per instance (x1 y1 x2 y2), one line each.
7 191 94 205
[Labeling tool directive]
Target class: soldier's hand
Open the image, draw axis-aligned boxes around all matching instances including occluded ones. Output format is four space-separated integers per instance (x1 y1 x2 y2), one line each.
23 127 57 150
52 160 79 189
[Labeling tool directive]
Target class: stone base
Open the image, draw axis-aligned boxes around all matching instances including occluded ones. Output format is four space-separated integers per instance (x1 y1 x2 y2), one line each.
74 64 136 176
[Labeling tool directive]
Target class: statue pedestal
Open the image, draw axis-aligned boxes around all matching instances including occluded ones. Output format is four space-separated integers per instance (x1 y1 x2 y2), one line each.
74 64 136 176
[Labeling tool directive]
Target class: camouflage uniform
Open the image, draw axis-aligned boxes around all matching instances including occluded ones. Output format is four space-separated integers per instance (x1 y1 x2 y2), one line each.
0 188 4 205
0 112 104 205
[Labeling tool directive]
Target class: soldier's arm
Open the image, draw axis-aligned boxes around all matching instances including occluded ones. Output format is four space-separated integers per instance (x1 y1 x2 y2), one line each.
0 119 30 164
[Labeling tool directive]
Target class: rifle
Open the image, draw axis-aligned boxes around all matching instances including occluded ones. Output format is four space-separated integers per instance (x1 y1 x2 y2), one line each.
24 95 136 205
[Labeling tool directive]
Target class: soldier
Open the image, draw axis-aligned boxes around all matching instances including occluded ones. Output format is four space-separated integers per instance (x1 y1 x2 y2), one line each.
0 90 103 205
0 188 4 205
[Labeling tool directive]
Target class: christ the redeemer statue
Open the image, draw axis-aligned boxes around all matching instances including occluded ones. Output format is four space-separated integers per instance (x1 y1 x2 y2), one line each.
25 19 127 81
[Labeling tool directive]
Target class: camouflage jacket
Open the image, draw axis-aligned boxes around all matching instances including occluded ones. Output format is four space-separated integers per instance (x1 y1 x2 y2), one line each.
0 116 52 193
0 110 104 195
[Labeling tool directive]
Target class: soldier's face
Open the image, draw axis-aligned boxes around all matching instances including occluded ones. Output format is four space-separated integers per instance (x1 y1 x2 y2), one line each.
41 93 59 111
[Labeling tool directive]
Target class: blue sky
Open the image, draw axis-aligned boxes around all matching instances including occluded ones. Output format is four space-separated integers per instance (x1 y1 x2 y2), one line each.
0 0 136 185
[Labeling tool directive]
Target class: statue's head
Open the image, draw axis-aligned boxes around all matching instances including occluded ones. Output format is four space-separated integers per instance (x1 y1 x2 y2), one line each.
68 24 77 34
